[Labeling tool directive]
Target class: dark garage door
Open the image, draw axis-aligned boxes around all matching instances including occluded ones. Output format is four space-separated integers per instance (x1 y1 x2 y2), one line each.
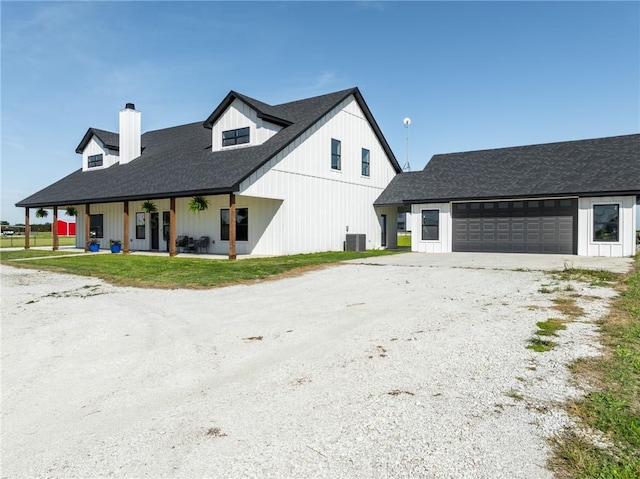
452 199 577 254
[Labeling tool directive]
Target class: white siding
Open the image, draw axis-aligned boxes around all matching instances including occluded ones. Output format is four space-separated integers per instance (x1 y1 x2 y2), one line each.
210 98 282 152
73 196 284 255
410 203 452 253
81 137 119 171
238 95 399 254
578 195 637 257
75 202 123 249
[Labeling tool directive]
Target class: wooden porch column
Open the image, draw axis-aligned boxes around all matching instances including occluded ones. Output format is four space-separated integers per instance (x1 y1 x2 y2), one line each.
228 193 237 260
84 203 91 252
24 208 30 250
169 197 177 257
52 206 59 251
123 201 130 254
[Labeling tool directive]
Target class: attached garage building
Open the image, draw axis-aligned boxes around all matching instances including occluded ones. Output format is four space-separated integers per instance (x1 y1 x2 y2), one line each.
376 134 639 257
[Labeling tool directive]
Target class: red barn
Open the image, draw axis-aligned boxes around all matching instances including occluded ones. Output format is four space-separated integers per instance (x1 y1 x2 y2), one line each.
56 219 76 236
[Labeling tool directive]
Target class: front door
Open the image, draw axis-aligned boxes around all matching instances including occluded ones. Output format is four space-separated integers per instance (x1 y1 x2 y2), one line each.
151 211 171 251
150 212 159 250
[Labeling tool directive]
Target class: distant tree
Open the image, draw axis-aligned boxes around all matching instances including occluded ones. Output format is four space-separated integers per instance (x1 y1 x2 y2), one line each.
0 220 9 226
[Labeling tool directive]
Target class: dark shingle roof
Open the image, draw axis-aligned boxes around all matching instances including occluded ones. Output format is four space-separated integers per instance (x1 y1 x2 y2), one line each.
17 88 401 208
375 134 640 205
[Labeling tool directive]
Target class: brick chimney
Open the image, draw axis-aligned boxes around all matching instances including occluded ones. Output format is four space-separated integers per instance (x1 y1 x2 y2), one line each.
119 103 141 164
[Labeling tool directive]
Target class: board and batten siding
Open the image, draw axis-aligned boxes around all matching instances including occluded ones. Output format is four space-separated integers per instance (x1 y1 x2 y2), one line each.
239 95 399 254
210 98 282 152
577 195 637 257
410 203 452 253
73 196 284 255
81 137 119 171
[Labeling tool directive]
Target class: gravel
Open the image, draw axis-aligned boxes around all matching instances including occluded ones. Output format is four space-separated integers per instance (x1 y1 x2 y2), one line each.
0 259 619 478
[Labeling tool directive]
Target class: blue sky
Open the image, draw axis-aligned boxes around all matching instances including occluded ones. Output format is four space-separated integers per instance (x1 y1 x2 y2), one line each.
2 1 639 225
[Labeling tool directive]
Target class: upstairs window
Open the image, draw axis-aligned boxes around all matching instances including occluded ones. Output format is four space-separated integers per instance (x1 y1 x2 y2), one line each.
222 127 250 147
331 138 341 170
593 204 619 242
361 148 370 176
88 154 103 168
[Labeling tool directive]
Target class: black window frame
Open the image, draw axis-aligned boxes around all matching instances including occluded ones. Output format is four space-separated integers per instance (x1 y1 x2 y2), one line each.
135 212 146 239
421 209 439 241
593 204 619 242
361 148 370 176
90 214 104 239
221 208 249 242
222 127 250 147
88 154 103 168
331 138 341 170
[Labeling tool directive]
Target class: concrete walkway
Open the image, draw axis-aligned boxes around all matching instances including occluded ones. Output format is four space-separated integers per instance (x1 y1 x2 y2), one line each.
347 252 634 274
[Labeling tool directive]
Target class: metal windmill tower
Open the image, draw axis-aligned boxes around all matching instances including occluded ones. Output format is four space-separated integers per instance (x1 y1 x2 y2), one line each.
403 117 411 172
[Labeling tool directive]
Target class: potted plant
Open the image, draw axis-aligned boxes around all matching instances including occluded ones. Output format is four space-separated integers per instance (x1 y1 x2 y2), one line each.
141 200 157 213
87 238 100 252
65 206 78 217
188 195 210 213
109 239 122 253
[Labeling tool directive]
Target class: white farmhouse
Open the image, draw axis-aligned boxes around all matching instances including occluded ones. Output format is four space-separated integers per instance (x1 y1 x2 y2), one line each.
18 88 402 257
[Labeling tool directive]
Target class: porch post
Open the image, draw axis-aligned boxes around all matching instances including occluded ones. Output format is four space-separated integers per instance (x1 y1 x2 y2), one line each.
52 206 59 251
169 197 176 257
123 201 130 254
24 208 30 250
84 203 91 252
228 193 237 260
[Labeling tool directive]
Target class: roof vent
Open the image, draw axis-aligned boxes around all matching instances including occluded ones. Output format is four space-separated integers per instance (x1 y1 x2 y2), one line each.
125 103 135 110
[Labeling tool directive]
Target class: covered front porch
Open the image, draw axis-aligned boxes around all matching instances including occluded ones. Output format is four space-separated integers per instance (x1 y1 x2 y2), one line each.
21 193 283 260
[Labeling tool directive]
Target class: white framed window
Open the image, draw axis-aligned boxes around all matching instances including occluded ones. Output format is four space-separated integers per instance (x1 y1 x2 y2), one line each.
222 127 250 147
593 204 619 242
421 209 439 241
88 154 103 168
361 148 370 176
331 138 341 170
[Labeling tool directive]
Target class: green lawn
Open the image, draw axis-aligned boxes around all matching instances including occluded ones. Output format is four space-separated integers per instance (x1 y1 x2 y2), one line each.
553 255 640 478
2 249 402 289
397 234 411 247
0 233 76 248
0 249 84 261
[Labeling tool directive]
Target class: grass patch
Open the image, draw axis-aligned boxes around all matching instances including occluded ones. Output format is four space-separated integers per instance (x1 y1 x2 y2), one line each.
527 337 557 352
552 297 585 319
551 256 640 478
553 268 621 287
506 389 525 401
397 234 411 248
0 249 83 261
0 233 76 249
2 249 403 289
535 317 567 337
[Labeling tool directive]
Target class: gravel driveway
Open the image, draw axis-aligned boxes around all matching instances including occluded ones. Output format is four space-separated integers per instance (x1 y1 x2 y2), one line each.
0 255 623 478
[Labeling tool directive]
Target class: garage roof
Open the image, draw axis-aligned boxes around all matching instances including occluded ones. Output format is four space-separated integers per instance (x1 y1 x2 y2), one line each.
375 134 640 205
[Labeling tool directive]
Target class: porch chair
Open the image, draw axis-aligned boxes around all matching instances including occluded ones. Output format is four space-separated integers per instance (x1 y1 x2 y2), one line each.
175 235 188 253
196 236 210 253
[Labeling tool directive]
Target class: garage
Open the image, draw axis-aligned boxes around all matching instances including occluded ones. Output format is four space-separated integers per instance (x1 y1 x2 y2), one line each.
452 199 577 254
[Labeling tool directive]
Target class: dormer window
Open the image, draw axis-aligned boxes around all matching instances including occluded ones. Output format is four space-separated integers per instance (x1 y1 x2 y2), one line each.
88 154 103 168
222 127 250 147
